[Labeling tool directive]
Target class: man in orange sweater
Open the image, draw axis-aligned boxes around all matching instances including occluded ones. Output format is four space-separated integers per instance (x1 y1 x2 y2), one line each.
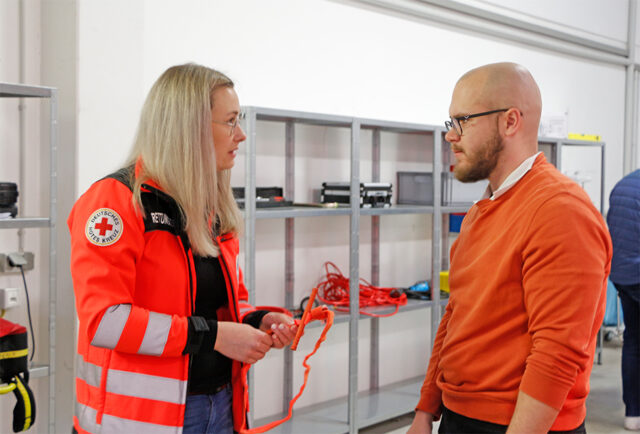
408 63 612 434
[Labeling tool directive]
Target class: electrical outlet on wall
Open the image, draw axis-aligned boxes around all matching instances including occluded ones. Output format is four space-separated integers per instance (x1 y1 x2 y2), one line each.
0 252 35 273
0 287 19 309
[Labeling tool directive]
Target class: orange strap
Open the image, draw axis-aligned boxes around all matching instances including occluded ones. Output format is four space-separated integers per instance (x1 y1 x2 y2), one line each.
239 291 334 434
290 287 318 351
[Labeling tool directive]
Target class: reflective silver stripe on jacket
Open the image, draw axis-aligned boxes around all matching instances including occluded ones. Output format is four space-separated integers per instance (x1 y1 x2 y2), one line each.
137 311 172 355
91 304 173 356
75 402 101 433
76 356 187 405
75 402 182 434
236 255 240 284
91 304 131 349
107 369 187 404
76 355 102 388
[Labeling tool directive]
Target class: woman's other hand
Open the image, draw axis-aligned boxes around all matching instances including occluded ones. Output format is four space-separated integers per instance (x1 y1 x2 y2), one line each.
214 322 272 364
260 312 298 349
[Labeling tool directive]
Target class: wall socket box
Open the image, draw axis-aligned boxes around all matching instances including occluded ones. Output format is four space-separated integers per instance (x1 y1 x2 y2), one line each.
0 252 35 273
0 287 19 309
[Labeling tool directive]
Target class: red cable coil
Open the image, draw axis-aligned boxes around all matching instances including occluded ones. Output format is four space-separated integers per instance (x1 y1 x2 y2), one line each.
316 261 407 317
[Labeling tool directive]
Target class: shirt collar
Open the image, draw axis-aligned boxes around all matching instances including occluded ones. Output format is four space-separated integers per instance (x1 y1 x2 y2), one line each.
481 152 542 200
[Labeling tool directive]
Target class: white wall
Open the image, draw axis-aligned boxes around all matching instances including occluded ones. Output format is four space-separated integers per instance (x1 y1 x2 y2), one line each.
0 0 633 429
469 0 629 49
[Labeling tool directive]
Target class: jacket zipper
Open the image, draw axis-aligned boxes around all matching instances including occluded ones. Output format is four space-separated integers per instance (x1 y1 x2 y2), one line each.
217 236 240 322
179 231 195 394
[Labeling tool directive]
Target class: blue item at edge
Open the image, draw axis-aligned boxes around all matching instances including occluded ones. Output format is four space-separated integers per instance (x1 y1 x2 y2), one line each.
449 213 465 233
409 281 430 293
604 279 624 326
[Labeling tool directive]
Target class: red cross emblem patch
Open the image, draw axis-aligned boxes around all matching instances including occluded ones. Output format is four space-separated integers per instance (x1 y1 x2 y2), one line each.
85 208 123 246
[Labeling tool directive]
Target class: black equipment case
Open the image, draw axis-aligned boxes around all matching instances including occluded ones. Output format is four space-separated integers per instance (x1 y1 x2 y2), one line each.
321 182 392 208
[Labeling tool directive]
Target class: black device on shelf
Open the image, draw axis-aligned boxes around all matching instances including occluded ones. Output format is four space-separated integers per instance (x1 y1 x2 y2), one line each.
232 186 293 209
321 182 392 208
0 182 18 218
396 172 434 205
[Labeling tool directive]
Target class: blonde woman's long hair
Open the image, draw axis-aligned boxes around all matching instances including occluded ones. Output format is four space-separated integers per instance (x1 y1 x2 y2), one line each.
126 63 242 257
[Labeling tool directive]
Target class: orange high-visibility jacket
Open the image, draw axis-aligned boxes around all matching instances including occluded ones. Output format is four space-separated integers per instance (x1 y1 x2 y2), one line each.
68 166 256 433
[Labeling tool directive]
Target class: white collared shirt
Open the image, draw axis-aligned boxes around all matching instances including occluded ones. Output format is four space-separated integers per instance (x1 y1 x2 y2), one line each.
481 152 542 201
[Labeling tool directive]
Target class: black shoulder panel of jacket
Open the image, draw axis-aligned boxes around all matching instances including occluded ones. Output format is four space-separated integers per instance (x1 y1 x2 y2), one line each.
102 165 135 191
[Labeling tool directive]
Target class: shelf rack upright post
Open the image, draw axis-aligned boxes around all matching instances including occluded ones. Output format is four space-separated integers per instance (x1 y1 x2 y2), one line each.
0 82 57 433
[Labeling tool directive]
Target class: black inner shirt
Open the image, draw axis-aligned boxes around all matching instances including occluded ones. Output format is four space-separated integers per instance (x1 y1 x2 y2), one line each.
188 255 232 394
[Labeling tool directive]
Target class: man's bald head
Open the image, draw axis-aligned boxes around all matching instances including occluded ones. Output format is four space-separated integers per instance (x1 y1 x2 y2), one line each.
457 62 542 138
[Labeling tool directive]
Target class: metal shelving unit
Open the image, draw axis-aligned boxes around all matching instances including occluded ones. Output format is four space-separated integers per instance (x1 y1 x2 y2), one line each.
538 137 606 214
539 136 607 364
0 82 57 433
240 107 608 433
241 107 447 433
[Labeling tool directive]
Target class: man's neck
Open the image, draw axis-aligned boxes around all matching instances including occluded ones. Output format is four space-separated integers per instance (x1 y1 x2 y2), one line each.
488 150 539 193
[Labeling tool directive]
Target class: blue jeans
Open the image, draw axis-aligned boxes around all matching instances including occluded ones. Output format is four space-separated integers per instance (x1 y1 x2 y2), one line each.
615 283 640 417
183 386 233 434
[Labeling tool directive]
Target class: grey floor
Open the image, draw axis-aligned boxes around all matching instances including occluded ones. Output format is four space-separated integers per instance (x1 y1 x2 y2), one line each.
362 336 628 434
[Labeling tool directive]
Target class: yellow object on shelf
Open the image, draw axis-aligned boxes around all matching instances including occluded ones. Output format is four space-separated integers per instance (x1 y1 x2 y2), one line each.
440 271 449 293
568 133 601 142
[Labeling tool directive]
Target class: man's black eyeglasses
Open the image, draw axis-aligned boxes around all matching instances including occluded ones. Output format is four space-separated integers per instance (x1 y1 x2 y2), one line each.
445 109 508 136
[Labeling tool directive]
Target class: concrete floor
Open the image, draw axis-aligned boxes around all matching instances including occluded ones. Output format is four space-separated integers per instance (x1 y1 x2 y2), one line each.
362 337 628 434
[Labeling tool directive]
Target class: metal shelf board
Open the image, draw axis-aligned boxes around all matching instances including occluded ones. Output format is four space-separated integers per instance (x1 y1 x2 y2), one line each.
441 205 471 213
302 298 434 330
254 206 352 219
0 82 55 98
0 217 50 229
538 136 604 147
360 205 434 216
254 375 423 433
559 139 604 147
246 106 354 128
253 205 437 218
358 117 442 134
29 364 50 379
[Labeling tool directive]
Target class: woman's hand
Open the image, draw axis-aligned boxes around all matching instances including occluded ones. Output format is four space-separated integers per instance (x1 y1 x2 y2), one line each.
260 312 298 349
214 322 273 364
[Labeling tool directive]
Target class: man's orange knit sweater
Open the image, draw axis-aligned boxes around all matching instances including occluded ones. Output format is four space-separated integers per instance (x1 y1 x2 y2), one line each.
417 154 612 431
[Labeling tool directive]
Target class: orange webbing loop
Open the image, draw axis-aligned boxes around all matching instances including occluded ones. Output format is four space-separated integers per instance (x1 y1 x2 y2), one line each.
239 292 334 434
290 287 318 351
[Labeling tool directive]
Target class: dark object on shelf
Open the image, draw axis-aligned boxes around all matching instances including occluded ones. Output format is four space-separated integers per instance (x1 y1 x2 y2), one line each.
320 182 392 208
405 280 431 300
396 172 433 205
0 182 18 218
295 295 320 319
293 202 339 208
232 187 293 208
397 171 487 206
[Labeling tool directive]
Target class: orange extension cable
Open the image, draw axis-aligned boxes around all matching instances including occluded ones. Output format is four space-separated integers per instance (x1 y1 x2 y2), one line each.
316 261 407 317
239 288 334 434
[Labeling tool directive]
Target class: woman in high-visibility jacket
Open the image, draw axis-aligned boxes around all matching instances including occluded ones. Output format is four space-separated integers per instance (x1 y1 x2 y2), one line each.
68 63 297 434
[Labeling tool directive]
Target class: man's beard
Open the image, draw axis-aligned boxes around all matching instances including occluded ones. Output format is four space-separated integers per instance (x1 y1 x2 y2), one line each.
453 131 503 183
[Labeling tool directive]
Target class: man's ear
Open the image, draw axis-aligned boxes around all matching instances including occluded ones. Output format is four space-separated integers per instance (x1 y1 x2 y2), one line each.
503 108 522 137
